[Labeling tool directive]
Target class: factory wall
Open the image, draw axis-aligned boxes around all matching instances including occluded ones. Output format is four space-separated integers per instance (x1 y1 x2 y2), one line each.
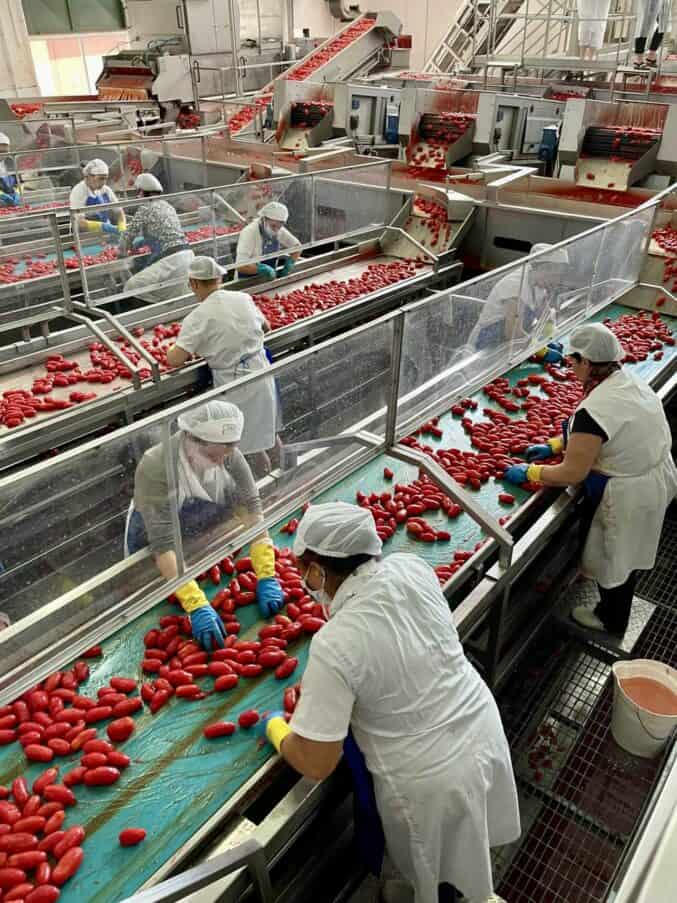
0 0 39 96
291 0 461 69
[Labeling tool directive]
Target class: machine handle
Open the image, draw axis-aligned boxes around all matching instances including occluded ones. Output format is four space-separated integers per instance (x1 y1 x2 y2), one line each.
193 60 201 83
176 4 184 30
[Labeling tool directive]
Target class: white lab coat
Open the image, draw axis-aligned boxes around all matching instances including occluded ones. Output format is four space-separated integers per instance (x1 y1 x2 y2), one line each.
576 369 677 587
577 0 612 49
124 248 194 303
235 218 301 267
635 0 670 38
175 289 277 453
291 555 521 902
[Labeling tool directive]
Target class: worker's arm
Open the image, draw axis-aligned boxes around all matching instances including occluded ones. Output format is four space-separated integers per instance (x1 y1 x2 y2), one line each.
279 226 302 261
235 227 259 275
238 261 259 275
277 734 344 782
524 432 603 487
166 344 192 368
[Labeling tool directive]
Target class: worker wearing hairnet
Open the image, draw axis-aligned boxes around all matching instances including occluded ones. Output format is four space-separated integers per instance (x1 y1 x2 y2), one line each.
166 256 278 475
125 400 284 648
69 158 126 236
633 0 670 67
577 0 612 60
235 201 301 280
263 502 520 903
120 173 194 302
504 323 677 635
0 133 20 208
469 243 570 363
140 147 169 192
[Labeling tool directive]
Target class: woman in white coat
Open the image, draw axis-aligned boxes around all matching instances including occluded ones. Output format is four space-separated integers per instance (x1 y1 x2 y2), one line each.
504 323 677 635
263 503 521 903
166 256 278 475
633 0 670 67
577 0 612 60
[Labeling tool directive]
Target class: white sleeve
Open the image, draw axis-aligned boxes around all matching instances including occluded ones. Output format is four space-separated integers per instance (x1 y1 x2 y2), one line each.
290 633 356 743
279 227 301 252
175 308 204 354
107 187 119 203
69 182 86 209
236 225 258 265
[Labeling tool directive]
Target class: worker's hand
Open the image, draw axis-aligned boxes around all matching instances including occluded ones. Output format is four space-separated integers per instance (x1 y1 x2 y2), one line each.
102 221 120 236
256 577 284 618
190 604 226 651
262 710 291 753
0 191 20 207
525 444 554 462
132 236 146 251
503 463 530 485
256 262 276 279
279 256 295 277
535 341 564 364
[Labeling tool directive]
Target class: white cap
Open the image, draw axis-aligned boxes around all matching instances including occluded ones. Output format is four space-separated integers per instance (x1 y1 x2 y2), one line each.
178 400 244 443
134 172 163 193
530 242 569 267
293 502 383 559
140 148 160 170
569 323 624 363
83 158 109 177
260 201 289 223
0 132 10 146
188 256 226 280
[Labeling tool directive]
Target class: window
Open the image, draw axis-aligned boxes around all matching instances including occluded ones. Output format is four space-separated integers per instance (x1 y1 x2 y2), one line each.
30 33 129 96
23 0 125 35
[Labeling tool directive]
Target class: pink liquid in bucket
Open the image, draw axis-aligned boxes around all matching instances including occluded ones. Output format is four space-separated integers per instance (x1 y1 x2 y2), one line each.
619 677 677 716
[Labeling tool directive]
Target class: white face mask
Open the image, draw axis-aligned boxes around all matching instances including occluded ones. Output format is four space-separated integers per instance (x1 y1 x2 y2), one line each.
263 221 278 239
305 563 332 615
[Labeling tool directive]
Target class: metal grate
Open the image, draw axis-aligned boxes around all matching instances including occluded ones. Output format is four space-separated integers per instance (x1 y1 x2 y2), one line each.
636 510 677 611
632 599 677 666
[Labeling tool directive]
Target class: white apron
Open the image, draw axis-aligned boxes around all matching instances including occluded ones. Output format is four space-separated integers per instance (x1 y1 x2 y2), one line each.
212 349 277 455
124 248 194 303
577 0 612 48
575 370 677 587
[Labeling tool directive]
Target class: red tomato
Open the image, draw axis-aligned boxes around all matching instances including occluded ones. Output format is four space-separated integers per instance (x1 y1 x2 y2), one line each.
106 718 135 743
42 786 75 807
51 846 83 885
238 710 259 729
214 674 239 692
203 722 237 739
119 828 146 847
83 767 120 787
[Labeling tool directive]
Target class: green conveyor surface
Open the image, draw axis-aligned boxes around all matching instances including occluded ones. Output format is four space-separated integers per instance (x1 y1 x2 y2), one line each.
0 304 674 901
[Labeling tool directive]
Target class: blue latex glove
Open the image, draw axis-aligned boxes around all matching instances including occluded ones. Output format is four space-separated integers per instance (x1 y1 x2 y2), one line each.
102 221 120 236
526 444 554 462
279 256 295 276
256 262 276 279
190 605 226 650
0 191 20 207
542 341 564 364
504 463 530 485
132 236 146 250
256 576 284 618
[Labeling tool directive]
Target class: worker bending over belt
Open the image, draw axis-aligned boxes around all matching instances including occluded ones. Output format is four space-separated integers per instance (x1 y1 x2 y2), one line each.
140 148 169 192
125 401 283 650
264 503 520 903
505 323 677 635
69 158 126 236
120 173 194 302
236 201 301 280
0 133 20 207
167 256 279 477
470 243 570 364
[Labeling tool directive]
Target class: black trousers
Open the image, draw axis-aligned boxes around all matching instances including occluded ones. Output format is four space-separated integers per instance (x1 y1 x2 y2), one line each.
438 884 460 903
579 496 637 635
635 31 664 54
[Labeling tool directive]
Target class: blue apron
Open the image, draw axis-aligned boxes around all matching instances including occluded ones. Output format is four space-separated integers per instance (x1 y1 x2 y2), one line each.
85 189 113 225
343 730 386 876
126 498 231 555
260 220 281 267
0 167 18 205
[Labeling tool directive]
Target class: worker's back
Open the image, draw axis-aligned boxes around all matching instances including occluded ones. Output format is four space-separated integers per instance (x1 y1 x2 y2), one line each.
312 553 494 781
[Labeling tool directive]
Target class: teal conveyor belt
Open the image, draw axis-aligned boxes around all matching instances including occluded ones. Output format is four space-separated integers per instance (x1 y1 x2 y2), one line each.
0 304 674 901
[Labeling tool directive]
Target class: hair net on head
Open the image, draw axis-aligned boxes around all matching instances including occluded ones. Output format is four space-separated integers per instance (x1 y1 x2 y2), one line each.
83 158 109 177
134 172 163 193
259 201 289 223
293 502 383 559
0 132 10 147
177 400 244 443
569 323 623 363
530 243 569 268
188 256 225 280
140 148 160 170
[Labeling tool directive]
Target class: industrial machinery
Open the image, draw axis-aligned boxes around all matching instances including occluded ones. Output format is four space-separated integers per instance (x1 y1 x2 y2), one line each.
558 99 677 190
0 185 676 903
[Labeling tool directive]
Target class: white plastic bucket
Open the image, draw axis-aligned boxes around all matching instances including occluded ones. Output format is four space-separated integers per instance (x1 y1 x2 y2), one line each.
611 660 677 758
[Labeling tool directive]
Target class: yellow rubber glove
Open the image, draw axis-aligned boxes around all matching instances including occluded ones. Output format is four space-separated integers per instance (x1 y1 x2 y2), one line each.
547 436 564 455
266 715 291 753
175 579 209 613
82 218 104 233
250 540 275 580
526 463 544 482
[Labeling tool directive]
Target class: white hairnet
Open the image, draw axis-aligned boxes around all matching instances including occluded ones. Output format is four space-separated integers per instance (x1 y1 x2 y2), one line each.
260 201 289 223
188 256 225 280
530 243 569 267
0 132 10 147
83 158 109 177
293 502 383 559
134 172 163 193
177 400 244 442
140 148 160 170
569 323 623 362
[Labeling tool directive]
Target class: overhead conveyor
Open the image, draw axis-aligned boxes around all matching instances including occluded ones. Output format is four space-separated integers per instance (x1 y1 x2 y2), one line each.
0 183 676 903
